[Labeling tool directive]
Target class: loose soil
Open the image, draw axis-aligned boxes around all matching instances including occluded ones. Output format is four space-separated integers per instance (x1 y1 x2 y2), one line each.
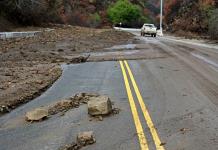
48 93 100 116
0 26 133 114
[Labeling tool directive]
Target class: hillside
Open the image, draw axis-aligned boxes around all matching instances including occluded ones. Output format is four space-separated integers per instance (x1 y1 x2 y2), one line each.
1 0 217 39
0 0 160 31
164 0 218 39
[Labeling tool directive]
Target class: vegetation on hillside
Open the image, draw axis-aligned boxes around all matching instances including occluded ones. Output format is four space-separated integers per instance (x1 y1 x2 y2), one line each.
107 0 150 27
0 0 217 39
164 0 218 39
0 0 155 29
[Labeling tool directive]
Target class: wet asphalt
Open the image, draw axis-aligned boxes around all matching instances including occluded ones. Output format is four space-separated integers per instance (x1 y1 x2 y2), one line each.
1 33 218 150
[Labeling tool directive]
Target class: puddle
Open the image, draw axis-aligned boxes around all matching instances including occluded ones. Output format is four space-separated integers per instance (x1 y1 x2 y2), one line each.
105 44 137 50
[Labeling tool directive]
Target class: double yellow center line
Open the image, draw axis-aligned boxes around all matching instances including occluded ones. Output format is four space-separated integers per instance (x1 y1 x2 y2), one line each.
119 60 165 150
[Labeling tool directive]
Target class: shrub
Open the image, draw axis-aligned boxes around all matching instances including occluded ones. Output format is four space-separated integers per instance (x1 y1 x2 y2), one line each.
107 0 149 27
89 13 101 27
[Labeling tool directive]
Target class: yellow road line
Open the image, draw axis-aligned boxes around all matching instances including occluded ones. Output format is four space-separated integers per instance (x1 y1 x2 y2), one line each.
124 60 165 150
119 61 149 150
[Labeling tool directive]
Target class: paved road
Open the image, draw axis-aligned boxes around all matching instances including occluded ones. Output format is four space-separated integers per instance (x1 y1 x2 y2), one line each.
0 32 218 150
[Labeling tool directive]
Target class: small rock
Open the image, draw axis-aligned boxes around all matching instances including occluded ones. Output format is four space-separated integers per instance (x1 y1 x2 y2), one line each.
77 131 96 146
0 105 10 114
98 116 103 121
35 80 43 84
48 100 75 115
88 96 112 116
69 55 90 64
180 128 190 134
112 108 121 115
160 142 166 146
73 93 99 104
61 142 81 150
26 108 48 121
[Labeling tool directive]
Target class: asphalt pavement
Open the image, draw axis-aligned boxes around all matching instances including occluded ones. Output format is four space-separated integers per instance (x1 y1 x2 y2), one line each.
0 31 218 150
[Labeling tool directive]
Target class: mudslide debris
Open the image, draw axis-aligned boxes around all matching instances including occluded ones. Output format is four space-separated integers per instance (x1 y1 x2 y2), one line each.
88 96 112 116
25 93 119 123
77 131 96 146
60 131 96 150
69 55 90 64
25 93 100 122
25 108 48 121
48 93 100 115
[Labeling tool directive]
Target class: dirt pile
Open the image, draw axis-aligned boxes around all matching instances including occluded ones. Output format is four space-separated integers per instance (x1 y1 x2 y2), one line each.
0 65 61 115
0 26 133 115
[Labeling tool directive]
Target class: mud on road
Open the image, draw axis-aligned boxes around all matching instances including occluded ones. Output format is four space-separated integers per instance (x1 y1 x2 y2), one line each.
0 26 133 114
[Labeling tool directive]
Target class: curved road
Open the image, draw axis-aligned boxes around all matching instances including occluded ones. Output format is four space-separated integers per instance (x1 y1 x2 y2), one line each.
0 31 218 150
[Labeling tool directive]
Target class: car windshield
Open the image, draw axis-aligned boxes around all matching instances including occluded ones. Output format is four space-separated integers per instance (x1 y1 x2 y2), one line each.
144 24 154 27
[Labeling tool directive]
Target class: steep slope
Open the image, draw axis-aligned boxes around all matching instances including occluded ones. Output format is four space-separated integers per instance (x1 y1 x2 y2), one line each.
0 0 161 30
164 0 218 38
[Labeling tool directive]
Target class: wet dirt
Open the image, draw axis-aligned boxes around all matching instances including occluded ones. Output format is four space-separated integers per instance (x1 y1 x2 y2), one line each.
85 48 169 62
0 65 61 114
0 26 133 115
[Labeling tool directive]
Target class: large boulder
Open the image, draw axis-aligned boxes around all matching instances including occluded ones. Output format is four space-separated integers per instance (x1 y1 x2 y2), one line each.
26 108 48 121
88 96 112 116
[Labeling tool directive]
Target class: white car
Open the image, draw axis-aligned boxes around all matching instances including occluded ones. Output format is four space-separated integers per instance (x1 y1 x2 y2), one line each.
141 24 157 37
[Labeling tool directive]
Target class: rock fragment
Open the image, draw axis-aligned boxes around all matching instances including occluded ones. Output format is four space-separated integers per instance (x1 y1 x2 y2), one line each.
77 131 96 146
48 100 77 115
60 131 96 150
61 142 81 150
26 108 48 121
69 55 90 64
48 93 100 115
0 105 10 114
73 93 99 104
88 96 112 116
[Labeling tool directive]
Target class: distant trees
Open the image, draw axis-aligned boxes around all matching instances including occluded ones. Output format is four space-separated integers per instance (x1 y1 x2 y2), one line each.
107 0 150 27
0 0 62 25
0 0 153 28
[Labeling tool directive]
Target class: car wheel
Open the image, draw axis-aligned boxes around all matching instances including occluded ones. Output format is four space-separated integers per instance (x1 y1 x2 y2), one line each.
154 34 157 37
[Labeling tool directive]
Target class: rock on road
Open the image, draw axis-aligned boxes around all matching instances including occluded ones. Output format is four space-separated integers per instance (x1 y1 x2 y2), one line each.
0 30 218 150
